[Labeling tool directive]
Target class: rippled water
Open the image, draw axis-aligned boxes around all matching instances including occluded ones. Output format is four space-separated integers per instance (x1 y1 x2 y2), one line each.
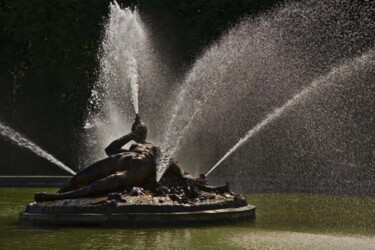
0 188 374 249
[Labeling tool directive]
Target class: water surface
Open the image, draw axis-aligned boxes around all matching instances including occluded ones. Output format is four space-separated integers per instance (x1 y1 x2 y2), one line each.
1 188 374 249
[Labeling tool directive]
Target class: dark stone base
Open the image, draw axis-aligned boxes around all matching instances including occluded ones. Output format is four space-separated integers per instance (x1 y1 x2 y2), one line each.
19 193 255 226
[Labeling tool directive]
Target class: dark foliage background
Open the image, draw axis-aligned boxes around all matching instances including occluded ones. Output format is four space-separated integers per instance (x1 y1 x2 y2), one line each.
0 0 282 175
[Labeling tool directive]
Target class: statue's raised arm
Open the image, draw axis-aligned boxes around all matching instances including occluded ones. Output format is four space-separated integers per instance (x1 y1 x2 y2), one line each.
105 133 137 156
104 114 148 156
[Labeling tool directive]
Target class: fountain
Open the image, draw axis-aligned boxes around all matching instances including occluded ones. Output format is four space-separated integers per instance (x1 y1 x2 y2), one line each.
19 2 254 226
18 0 375 228
20 113 254 226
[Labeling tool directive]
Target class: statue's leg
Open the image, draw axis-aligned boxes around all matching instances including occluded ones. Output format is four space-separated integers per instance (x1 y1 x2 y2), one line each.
58 153 134 193
35 171 130 202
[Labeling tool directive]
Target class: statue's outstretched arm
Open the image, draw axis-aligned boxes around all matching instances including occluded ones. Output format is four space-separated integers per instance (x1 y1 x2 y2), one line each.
105 133 137 156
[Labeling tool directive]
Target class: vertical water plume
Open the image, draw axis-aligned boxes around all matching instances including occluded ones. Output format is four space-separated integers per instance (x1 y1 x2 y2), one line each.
83 1 174 166
83 1 145 164
206 49 375 176
131 61 139 115
0 122 75 175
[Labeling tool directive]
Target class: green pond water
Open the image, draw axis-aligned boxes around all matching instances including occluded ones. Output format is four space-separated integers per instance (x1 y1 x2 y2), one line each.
0 188 374 249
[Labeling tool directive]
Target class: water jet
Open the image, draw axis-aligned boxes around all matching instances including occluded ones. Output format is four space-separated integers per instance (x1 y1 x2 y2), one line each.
0 122 75 175
163 0 375 195
206 49 375 177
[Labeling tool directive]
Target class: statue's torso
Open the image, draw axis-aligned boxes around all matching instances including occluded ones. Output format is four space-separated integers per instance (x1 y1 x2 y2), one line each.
129 142 160 161
107 142 160 186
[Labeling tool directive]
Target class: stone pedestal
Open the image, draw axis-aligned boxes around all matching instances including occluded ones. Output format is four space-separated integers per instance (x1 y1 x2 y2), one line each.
20 193 255 226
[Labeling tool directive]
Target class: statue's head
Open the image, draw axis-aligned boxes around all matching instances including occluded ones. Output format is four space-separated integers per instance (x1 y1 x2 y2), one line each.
131 114 148 142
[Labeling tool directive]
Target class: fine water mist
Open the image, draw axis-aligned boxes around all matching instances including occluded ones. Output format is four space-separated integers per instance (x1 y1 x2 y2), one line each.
83 1 145 164
0 122 75 175
163 0 374 194
206 49 375 176
89 0 374 194
82 1 173 166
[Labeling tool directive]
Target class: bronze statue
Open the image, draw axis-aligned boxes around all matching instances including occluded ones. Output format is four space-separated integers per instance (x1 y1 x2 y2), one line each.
35 115 165 202
23 114 253 226
34 114 228 202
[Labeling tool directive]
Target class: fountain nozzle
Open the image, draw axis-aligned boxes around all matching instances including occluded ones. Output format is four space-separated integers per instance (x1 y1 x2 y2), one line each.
134 114 141 124
196 174 207 184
